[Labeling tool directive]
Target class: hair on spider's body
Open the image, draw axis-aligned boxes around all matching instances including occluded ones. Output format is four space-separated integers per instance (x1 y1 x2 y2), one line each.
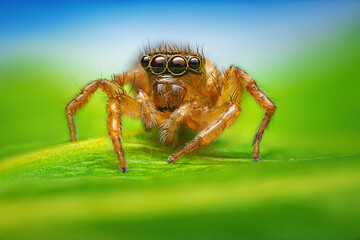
141 43 205 59
65 43 276 172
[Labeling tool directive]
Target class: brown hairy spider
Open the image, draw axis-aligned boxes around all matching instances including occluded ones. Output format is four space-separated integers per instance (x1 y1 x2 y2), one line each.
65 44 276 172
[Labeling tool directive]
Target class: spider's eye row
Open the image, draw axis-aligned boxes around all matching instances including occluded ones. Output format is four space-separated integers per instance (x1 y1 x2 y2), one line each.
168 56 187 74
140 55 150 68
150 56 167 73
141 54 202 75
188 57 201 70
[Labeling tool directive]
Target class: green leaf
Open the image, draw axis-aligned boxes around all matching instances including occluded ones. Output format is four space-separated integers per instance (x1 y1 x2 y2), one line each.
0 132 359 240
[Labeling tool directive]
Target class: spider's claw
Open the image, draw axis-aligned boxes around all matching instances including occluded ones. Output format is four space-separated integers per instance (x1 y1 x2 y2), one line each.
120 166 128 173
167 157 174 164
253 156 262 162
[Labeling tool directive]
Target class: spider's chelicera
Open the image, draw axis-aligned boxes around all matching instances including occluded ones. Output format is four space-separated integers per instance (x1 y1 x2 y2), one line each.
65 44 276 172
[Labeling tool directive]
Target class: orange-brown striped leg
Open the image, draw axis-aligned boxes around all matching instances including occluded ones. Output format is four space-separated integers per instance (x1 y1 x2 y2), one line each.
65 79 139 172
107 98 127 172
65 79 136 141
136 89 157 131
65 81 100 142
168 102 241 164
160 103 191 145
225 66 277 161
113 68 149 93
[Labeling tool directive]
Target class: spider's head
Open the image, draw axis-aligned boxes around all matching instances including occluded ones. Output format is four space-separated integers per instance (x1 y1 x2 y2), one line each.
140 44 205 112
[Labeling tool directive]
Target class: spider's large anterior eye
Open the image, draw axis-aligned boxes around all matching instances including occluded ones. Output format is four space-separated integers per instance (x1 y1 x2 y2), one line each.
188 57 201 70
168 56 187 74
151 56 167 73
140 55 150 68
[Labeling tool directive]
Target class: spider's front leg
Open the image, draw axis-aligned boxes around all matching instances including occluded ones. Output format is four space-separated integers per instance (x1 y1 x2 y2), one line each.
65 79 139 172
167 66 276 164
167 101 241 163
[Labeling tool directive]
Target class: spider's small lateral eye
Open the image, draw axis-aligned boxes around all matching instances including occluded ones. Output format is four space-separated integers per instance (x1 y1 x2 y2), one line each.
188 57 201 70
168 56 187 74
140 55 150 68
150 56 167 73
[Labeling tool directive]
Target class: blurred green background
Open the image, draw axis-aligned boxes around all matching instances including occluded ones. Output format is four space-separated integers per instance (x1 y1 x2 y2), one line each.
0 1 359 239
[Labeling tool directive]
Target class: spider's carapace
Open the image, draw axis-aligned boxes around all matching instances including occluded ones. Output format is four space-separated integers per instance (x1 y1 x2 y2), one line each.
65 44 276 172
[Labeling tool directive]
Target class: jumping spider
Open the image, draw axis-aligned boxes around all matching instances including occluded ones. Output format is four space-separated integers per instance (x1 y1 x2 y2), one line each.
65 44 276 172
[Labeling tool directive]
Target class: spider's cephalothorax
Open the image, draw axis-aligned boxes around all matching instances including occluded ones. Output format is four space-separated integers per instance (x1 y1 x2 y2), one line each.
65 44 276 172
140 50 204 112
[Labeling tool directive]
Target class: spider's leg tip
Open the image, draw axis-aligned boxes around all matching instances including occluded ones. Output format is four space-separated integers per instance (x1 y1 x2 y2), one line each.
252 156 262 162
120 166 128 173
167 157 174 164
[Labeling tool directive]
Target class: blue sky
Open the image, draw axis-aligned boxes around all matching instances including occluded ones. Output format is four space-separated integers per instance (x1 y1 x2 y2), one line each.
1 1 359 75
